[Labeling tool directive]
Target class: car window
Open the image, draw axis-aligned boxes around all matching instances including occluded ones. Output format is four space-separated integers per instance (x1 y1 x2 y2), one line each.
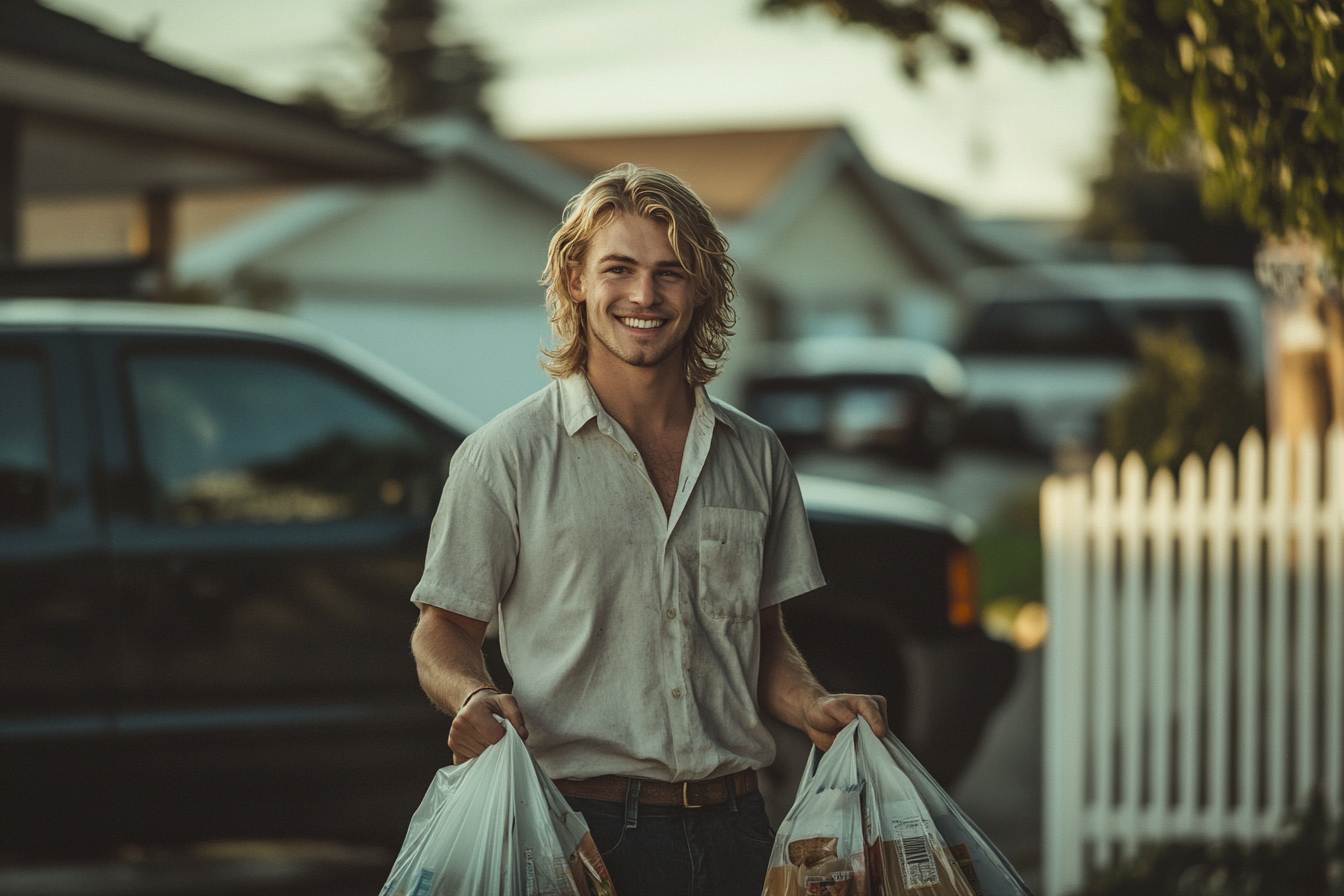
126 350 449 526
747 386 827 436
0 352 54 528
960 298 1135 359
1117 303 1244 364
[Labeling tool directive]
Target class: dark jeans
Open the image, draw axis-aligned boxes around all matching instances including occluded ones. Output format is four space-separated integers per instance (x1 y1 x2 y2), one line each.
564 779 776 896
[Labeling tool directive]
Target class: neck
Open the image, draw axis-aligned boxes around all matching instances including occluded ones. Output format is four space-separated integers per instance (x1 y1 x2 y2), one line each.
584 347 696 434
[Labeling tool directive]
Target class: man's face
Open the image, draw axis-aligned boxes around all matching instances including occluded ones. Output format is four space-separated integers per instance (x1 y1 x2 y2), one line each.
568 213 702 373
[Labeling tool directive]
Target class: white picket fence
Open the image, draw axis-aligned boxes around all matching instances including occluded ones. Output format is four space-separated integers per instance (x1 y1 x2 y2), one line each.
1040 427 1344 896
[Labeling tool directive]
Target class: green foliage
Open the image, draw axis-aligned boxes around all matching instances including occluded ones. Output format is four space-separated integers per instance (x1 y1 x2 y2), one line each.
975 496 1044 606
1081 129 1262 268
1074 794 1343 896
1105 327 1264 470
1104 0 1344 275
760 0 1081 78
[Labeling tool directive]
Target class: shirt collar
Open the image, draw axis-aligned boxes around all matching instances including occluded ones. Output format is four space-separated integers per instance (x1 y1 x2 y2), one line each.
556 373 738 438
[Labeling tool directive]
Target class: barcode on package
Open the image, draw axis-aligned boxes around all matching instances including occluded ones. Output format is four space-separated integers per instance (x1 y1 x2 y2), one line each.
889 814 940 890
411 869 435 896
898 833 939 889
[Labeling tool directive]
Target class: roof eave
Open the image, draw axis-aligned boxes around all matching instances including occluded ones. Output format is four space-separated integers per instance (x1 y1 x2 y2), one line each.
0 50 427 183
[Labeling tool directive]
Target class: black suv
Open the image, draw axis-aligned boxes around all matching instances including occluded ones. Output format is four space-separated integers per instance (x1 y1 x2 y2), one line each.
0 300 1014 891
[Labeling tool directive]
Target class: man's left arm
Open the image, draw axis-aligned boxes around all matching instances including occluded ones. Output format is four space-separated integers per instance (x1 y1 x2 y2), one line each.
758 602 888 751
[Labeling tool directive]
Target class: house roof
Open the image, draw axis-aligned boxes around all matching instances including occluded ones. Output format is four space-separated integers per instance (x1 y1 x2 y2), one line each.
521 127 834 219
178 116 587 283
524 124 1010 283
182 118 1010 292
2 0 426 195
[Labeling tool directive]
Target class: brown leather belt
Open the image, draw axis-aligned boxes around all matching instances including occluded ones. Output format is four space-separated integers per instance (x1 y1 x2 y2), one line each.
554 769 757 808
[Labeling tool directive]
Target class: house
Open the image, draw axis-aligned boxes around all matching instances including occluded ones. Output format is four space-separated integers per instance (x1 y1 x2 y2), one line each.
0 0 425 297
180 118 1010 419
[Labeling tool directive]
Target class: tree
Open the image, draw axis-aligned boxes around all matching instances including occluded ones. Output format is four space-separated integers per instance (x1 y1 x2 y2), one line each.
1104 1 1344 275
371 0 495 124
760 0 1082 78
1081 128 1262 268
1104 1 1344 442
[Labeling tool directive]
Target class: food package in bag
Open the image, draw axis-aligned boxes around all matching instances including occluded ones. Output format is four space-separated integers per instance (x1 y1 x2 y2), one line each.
378 719 617 896
862 721 1032 896
762 727 871 896
762 719 1032 896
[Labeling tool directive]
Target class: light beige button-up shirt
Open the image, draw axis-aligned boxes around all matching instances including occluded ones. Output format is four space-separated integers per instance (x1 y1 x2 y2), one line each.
411 374 824 782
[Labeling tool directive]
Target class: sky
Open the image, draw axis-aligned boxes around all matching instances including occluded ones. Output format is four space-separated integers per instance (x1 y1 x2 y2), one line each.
47 0 1118 221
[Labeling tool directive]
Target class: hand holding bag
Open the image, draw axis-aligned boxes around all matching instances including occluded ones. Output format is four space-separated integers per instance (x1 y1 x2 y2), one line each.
762 718 1032 896
379 719 615 896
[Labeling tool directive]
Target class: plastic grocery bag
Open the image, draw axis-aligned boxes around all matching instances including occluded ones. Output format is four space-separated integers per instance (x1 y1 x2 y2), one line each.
379 719 616 896
762 718 1032 896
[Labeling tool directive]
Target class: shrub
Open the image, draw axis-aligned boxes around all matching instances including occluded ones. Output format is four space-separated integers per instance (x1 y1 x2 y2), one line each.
1076 795 1343 896
1105 327 1264 470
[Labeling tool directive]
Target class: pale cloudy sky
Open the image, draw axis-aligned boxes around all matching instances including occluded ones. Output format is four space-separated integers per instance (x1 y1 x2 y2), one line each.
47 0 1118 220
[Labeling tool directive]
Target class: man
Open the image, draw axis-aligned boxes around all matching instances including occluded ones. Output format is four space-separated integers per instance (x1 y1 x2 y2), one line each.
410 163 886 895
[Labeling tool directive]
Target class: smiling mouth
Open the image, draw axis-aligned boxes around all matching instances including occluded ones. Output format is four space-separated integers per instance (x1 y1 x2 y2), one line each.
618 317 665 330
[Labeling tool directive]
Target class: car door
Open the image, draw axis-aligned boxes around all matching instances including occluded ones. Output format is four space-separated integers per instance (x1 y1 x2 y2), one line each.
89 330 463 848
0 330 116 851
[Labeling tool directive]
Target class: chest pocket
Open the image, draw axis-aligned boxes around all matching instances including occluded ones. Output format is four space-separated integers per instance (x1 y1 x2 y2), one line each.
698 506 767 619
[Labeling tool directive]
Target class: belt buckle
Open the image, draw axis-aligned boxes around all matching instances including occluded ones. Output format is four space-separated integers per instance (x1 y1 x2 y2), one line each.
682 781 701 809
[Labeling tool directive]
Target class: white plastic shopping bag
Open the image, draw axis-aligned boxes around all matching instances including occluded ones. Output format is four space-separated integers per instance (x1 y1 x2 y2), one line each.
762 718 1032 896
379 719 616 896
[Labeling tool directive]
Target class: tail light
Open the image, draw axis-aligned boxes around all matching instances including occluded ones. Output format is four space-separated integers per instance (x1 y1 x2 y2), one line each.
947 545 980 628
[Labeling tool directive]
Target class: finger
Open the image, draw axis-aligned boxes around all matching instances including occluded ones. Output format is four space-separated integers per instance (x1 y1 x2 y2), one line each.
464 702 510 745
495 695 529 740
856 697 888 738
447 712 502 758
811 730 838 751
447 726 490 759
821 696 860 726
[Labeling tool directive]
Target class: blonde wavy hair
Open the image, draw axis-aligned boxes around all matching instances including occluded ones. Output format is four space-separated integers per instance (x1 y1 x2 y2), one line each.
540 163 737 385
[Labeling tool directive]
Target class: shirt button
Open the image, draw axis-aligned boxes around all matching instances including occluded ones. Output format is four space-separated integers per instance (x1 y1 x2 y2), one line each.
671 688 682 699
629 451 638 463
667 608 677 619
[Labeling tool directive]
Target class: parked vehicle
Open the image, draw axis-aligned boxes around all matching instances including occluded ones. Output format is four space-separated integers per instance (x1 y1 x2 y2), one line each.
0 300 1013 890
743 336 968 469
956 263 1264 453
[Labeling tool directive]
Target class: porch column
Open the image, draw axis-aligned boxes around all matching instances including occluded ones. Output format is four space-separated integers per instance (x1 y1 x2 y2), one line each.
0 105 20 265
143 186 175 299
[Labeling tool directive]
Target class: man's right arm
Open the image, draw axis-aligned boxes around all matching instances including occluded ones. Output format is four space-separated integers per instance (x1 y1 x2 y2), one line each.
411 603 527 763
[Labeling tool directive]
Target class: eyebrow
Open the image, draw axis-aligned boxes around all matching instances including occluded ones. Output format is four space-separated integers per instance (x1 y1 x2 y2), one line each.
597 253 684 269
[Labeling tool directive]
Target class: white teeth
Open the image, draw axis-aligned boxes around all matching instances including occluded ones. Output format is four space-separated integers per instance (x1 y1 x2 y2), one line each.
620 317 664 329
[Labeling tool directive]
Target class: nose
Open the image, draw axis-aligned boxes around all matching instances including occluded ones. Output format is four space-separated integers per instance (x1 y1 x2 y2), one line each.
628 270 660 306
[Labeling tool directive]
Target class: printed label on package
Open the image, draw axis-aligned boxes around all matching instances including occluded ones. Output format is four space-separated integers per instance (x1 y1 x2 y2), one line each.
411 868 436 896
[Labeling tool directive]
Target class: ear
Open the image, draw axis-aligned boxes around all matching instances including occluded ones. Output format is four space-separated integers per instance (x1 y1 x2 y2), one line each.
566 265 585 304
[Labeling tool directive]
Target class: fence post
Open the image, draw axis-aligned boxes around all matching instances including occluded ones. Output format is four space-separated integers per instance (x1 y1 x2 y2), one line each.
1042 474 1089 896
1148 467 1177 839
1207 446 1235 839
1235 429 1265 840
1118 452 1148 855
1326 425 1344 818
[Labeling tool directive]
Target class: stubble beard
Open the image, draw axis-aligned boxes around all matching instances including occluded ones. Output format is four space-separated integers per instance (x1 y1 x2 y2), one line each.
588 309 689 372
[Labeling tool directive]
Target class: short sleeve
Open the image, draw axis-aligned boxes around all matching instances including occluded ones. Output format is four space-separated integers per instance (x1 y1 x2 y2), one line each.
758 441 825 608
410 441 519 621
